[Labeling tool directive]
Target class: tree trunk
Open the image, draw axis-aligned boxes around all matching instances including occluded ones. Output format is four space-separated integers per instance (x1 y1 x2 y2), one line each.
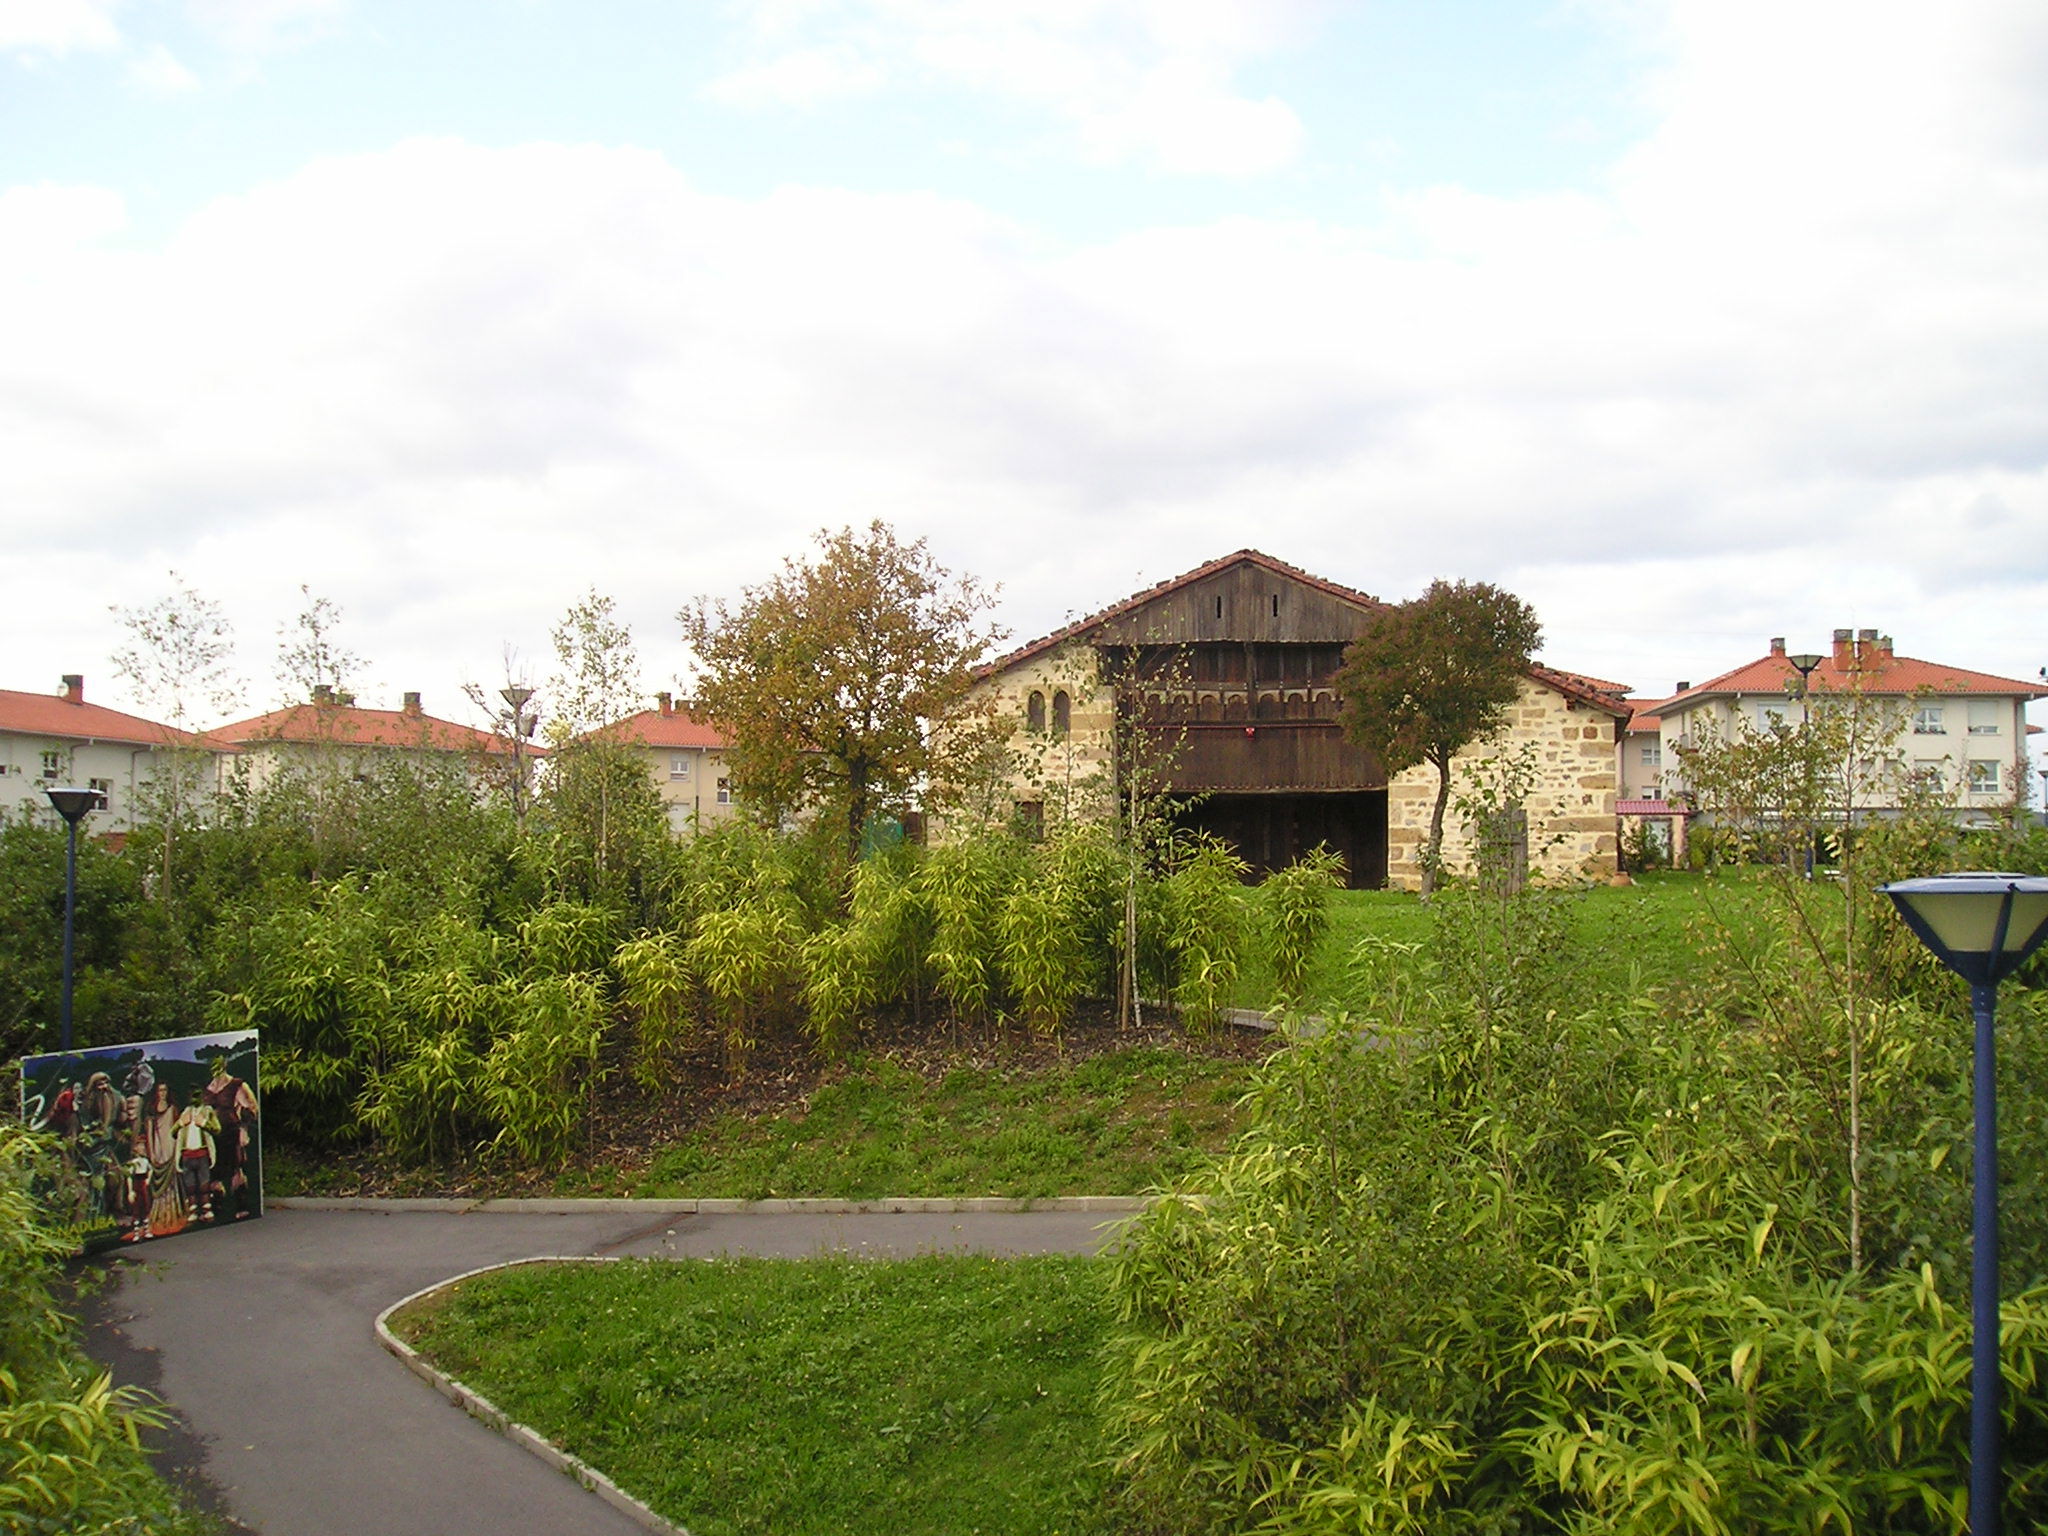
847 759 870 867
1422 753 1453 896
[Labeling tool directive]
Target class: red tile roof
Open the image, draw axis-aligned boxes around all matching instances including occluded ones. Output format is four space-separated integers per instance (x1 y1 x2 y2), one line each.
981 550 1630 717
1618 798 1690 816
1624 697 1664 733
1653 647 2045 713
0 688 207 748
208 703 520 756
603 707 728 750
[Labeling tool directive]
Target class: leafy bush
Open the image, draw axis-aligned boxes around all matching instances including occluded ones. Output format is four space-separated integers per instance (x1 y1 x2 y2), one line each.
1102 894 2048 1534
1261 847 1345 1009
0 1126 210 1534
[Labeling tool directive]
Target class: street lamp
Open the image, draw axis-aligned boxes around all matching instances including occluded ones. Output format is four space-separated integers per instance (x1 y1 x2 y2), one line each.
1786 653 1824 879
1881 871 2048 1536
500 685 536 829
43 785 105 1053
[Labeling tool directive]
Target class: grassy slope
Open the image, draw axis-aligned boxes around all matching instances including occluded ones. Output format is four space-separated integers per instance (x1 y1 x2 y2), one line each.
591 1045 1255 1200
394 1255 1116 1536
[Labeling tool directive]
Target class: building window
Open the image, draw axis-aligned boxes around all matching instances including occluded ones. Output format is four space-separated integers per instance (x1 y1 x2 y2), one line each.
1051 690 1071 737
1014 799 1044 840
1968 700 2002 735
87 777 111 800
716 777 732 805
39 750 61 780
1025 690 1046 733
1914 704 1945 734
670 755 691 780
1750 702 1787 731
1910 761 1946 792
1640 744 1661 767
1969 760 2001 795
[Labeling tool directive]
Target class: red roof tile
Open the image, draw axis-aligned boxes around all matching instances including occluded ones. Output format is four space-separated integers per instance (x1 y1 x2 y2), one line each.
1624 697 1664 732
0 688 207 748
602 708 728 750
208 703 520 756
1618 798 1689 816
1652 648 2045 713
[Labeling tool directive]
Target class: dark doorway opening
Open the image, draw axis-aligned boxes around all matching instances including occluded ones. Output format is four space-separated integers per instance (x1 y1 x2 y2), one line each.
1174 791 1388 889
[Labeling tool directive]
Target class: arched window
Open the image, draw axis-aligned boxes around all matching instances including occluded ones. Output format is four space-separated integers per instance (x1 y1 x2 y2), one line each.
1026 690 1046 733
1051 690 1071 737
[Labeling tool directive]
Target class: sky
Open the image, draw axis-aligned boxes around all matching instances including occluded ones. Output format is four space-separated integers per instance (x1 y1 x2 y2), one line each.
3 0 2045 754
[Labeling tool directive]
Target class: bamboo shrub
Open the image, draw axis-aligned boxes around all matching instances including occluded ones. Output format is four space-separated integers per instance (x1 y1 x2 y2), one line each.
518 900 621 976
482 972 607 1163
799 922 879 1057
918 839 1019 1025
1262 846 1345 1009
355 1028 487 1161
613 931 696 1091
998 853 1091 1034
848 847 930 1008
1161 839 1251 1031
687 901 803 1064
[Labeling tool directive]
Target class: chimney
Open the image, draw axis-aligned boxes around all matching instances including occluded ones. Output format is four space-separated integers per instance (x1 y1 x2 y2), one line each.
1675 681 1690 693
1876 634 1894 659
402 691 422 717
60 674 83 704
336 690 356 707
656 691 673 717
1769 637 1786 657
1856 627 1878 661
312 684 334 705
1831 628 1854 666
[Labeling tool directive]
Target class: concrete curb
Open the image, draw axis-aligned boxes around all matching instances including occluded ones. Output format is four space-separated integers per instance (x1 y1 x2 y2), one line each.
274 1194 1154 1215
375 1257 690 1536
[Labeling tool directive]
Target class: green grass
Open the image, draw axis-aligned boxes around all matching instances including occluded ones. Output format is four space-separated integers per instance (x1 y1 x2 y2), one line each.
587 1045 1256 1200
393 1254 1116 1536
1233 869 1798 1015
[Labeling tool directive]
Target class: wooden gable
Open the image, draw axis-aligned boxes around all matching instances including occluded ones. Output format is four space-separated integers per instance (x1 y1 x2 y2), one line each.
1090 559 1380 647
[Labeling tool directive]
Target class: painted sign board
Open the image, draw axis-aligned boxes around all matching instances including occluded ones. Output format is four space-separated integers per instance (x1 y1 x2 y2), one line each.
19 1029 261 1255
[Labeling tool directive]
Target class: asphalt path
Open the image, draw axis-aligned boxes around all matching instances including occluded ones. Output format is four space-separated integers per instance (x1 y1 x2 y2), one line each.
82 1203 1131 1536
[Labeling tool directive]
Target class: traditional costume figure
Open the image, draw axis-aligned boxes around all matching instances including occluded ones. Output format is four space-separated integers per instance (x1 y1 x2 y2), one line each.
140 1082 186 1233
202 1058 260 1222
120 1137 153 1240
173 1097 220 1221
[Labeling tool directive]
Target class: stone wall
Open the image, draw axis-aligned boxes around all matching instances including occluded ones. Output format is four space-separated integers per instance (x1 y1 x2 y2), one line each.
1384 680 1621 889
940 644 1117 836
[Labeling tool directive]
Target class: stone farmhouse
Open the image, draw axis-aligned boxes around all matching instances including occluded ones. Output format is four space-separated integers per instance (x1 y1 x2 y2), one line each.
963 550 1629 890
1654 629 2047 822
0 674 214 835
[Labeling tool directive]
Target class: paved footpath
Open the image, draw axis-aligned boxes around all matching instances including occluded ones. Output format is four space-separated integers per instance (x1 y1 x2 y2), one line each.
84 1201 1134 1536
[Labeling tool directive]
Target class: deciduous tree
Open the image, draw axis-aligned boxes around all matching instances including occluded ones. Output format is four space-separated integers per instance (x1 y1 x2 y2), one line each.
1335 579 1542 895
680 522 1004 864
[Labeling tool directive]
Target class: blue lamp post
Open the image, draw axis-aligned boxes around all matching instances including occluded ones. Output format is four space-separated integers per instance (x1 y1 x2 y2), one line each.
1881 872 2048 1536
43 785 105 1054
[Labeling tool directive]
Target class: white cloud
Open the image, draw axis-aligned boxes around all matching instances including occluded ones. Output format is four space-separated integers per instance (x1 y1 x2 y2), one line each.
128 41 199 93
704 46 884 107
3 2 2047 722
0 0 120 56
185 0 346 55
710 0 1311 176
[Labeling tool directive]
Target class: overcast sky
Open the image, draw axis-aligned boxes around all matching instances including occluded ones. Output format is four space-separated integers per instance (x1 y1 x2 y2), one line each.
4 0 2044 745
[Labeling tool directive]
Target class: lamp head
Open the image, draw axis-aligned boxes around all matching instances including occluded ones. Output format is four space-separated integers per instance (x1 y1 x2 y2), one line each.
500 685 534 711
1881 872 2048 987
43 786 105 825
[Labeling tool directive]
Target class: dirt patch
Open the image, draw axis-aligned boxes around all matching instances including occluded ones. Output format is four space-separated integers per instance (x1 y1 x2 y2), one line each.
268 1005 1279 1200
